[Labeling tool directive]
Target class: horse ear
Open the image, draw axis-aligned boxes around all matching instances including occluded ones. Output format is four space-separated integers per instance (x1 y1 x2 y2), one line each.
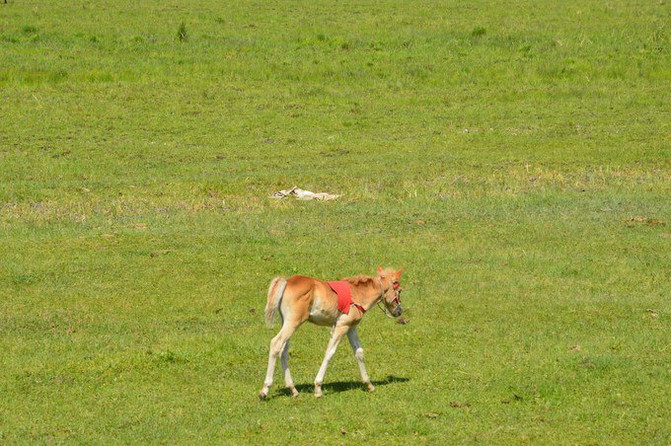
395 268 403 279
377 265 384 275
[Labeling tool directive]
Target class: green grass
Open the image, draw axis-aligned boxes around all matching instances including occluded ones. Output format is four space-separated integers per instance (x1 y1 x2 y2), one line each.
1 0 669 443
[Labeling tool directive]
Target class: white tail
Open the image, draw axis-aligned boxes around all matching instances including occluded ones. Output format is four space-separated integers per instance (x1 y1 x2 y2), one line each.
265 277 287 327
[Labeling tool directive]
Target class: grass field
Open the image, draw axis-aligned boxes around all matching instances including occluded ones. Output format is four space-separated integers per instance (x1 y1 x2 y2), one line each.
1 0 670 443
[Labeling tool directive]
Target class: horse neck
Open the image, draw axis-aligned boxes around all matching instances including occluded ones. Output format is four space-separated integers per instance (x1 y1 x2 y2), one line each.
349 277 382 311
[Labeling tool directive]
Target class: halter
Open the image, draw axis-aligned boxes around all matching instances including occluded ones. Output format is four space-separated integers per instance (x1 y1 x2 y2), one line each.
376 277 401 318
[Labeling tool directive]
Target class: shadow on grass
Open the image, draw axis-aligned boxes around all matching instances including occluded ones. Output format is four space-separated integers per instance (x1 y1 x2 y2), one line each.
287 375 410 398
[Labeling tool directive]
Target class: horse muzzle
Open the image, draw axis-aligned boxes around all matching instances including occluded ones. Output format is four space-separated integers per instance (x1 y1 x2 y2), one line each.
392 305 402 317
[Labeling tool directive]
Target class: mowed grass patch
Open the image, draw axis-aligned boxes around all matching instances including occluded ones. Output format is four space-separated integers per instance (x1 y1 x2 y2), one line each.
1 0 670 444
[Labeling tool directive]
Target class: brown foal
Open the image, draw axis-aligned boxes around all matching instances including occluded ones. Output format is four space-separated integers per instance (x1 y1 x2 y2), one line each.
259 266 403 399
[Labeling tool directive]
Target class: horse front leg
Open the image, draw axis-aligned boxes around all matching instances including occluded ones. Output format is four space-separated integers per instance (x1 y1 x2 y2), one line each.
314 323 350 398
347 327 375 392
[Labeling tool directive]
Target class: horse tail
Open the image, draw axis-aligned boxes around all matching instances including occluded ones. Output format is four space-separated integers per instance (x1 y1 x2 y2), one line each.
265 276 287 328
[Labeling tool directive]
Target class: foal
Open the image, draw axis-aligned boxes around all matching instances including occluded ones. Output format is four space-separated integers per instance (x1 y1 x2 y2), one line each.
259 266 403 399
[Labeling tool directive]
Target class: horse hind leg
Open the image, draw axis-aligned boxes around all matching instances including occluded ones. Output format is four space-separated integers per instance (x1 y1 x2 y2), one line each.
259 333 279 399
281 340 299 397
259 319 300 400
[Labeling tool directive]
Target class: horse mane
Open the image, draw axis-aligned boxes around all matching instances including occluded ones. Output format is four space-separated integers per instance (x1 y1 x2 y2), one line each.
344 275 377 286
344 268 393 286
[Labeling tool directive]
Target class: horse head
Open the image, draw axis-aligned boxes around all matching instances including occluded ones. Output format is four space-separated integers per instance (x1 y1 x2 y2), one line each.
377 266 403 317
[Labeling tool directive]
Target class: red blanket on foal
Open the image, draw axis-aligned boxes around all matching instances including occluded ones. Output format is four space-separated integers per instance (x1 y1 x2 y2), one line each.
327 281 365 314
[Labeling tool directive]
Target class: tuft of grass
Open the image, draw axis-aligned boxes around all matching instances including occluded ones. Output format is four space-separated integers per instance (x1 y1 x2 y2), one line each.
471 26 487 38
176 22 188 42
22 25 38 34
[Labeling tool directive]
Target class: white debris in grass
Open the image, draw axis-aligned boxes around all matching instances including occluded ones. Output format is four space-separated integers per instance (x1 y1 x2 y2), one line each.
272 186 341 201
